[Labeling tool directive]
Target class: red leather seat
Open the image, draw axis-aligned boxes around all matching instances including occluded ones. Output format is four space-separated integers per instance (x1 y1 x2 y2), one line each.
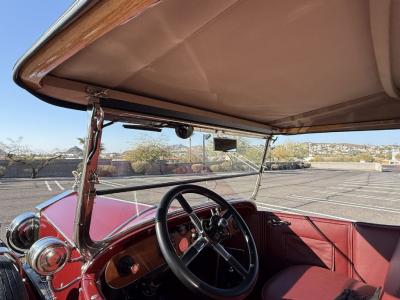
262 265 377 300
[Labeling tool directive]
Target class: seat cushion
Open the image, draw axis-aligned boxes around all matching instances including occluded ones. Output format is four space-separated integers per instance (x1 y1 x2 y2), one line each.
262 265 377 300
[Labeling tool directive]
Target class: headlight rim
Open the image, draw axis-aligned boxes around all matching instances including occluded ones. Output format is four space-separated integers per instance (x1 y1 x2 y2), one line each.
6 211 39 253
26 237 71 276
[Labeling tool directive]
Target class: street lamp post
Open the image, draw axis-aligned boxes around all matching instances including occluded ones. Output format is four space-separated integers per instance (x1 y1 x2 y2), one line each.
203 134 211 173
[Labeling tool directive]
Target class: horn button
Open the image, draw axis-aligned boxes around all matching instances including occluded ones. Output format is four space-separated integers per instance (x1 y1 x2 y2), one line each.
202 212 230 243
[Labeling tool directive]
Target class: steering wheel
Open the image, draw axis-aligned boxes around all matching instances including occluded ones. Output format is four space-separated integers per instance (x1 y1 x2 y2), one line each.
155 184 258 300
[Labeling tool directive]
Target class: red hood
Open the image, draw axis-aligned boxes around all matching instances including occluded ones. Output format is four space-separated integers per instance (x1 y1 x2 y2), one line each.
41 193 157 242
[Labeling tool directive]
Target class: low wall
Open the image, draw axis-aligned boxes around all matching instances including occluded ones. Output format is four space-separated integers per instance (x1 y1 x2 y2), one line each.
0 159 127 178
311 162 382 172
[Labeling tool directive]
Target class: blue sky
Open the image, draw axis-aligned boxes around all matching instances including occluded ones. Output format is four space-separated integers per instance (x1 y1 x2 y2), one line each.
1 1 400 153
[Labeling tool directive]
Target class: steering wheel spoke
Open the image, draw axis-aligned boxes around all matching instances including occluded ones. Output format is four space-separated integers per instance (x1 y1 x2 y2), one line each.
210 242 248 278
181 236 209 266
176 194 203 233
221 208 234 222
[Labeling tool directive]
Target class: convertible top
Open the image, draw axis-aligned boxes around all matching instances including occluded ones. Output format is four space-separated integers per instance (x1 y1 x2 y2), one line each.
13 0 400 135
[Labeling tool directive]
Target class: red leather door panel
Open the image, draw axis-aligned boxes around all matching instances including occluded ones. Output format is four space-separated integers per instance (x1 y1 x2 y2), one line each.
250 211 353 278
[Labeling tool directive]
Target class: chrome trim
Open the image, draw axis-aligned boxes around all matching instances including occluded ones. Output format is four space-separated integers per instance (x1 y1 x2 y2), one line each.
23 263 54 299
26 237 71 276
6 212 39 253
74 103 105 259
35 190 74 212
96 172 258 196
250 136 273 200
47 274 82 293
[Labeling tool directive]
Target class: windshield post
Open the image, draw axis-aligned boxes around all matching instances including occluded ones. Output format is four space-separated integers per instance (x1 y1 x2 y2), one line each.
250 135 273 201
73 100 105 259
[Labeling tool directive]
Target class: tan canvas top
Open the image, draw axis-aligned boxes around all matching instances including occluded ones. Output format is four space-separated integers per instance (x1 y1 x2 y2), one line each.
13 0 400 135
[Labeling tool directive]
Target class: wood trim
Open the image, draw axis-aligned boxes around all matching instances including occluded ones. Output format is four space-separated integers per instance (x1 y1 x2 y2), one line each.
19 0 159 90
105 213 240 289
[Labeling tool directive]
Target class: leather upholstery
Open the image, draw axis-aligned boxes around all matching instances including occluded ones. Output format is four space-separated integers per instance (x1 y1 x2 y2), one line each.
262 265 376 300
259 212 353 277
384 240 400 297
254 213 400 299
353 223 400 289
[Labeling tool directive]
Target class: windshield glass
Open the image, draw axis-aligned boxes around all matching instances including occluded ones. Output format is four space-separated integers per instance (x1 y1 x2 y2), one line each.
89 123 266 241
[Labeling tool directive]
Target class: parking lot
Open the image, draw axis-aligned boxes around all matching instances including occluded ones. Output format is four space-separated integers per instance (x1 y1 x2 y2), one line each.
1 168 400 240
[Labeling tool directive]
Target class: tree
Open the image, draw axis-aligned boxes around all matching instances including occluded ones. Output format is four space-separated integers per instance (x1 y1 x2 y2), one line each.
270 142 308 161
237 138 263 163
396 153 400 161
358 152 375 162
124 139 172 164
3 138 62 179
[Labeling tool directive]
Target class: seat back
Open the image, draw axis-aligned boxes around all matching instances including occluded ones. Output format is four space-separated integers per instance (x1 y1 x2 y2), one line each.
353 223 400 289
384 239 400 297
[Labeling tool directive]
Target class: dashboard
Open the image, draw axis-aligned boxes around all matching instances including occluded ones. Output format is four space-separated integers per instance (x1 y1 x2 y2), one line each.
105 222 194 289
103 201 256 290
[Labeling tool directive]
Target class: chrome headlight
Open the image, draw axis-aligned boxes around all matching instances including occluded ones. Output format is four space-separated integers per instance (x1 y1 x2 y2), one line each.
6 212 39 253
26 237 70 276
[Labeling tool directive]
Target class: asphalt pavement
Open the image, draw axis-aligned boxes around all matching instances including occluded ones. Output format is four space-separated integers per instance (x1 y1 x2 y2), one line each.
1 168 400 241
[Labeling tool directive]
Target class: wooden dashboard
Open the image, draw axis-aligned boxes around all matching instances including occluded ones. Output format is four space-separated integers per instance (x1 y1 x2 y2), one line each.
104 201 256 289
105 224 193 289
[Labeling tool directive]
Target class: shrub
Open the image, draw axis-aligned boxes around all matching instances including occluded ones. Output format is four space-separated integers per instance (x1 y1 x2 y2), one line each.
237 163 250 171
75 162 84 174
271 163 280 171
131 161 150 174
0 166 6 178
220 161 232 171
97 165 117 177
209 164 220 173
191 164 204 173
303 162 311 168
173 166 188 174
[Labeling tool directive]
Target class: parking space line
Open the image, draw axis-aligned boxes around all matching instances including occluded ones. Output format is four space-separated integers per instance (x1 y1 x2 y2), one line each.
255 202 354 222
313 190 400 202
100 182 120 188
342 182 400 186
101 180 126 187
45 181 52 191
54 181 64 191
327 186 400 195
340 183 400 190
288 194 400 213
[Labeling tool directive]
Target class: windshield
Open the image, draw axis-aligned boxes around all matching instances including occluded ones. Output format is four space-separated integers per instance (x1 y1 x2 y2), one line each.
89 123 266 241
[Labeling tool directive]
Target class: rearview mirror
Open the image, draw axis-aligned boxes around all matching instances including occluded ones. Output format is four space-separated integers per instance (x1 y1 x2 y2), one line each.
214 138 237 152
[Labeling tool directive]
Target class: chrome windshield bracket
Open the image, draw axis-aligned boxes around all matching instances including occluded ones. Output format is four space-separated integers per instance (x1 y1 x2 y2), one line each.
73 100 105 260
86 86 109 100
250 135 273 201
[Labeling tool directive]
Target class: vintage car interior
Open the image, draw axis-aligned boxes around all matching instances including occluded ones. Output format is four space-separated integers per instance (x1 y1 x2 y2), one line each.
6 0 400 299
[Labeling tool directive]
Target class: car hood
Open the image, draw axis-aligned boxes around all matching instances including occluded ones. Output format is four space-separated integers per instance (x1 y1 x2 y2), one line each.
40 192 157 242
